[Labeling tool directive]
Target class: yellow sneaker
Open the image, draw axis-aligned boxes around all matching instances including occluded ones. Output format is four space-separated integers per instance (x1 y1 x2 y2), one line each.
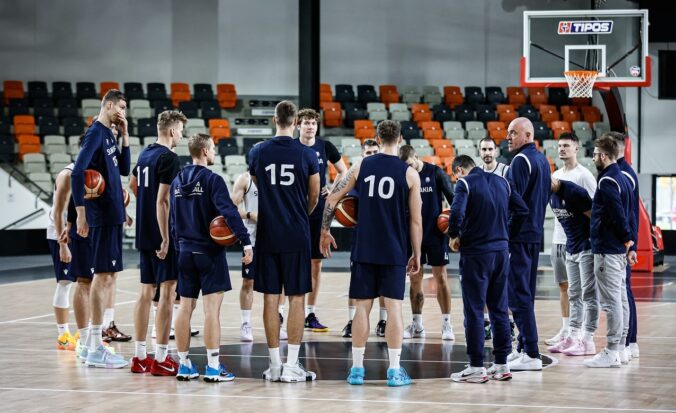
57 332 77 351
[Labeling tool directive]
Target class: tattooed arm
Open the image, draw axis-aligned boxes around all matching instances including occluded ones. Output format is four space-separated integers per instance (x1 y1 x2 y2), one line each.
319 161 361 257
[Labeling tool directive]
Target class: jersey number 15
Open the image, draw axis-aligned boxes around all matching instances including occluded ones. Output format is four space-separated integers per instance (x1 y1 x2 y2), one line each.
265 164 295 186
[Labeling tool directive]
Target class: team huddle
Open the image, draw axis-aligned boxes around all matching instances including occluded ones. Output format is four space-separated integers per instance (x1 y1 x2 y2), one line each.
47 90 640 386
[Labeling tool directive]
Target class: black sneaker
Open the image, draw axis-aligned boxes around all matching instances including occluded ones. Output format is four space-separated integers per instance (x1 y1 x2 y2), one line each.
375 319 386 337
341 321 352 338
305 313 329 332
484 320 492 340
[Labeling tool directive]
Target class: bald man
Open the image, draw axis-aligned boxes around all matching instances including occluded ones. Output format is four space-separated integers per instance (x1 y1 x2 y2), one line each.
505 118 551 371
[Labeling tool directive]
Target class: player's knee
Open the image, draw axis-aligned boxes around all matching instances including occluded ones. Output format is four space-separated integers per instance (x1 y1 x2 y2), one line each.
76 277 92 285
53 280 72 308
139 285 155 301
241 279 254 291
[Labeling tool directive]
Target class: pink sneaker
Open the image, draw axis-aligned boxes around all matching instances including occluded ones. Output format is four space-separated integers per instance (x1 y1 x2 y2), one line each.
563 339 596 356
548 336 575 353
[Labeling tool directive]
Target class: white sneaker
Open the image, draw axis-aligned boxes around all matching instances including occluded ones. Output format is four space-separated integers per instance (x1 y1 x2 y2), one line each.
507 353 542 371
441 323 455 341
584 348 621 368
263 364 282 382
506 349 521 363
619 346 630 364
240 322 253 342
280 362 317 382
279 327 288 341
403 322 426 339
487 363 512 381
151 325 157 339
544 328 567 346
629 343 640 358
451 365 488 383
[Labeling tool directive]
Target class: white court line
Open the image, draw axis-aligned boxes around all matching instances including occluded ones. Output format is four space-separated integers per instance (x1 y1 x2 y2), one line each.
0 387 673 412
0 299 137 324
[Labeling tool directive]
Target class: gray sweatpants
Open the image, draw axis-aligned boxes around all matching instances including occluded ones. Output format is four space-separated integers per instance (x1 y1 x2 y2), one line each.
565 249 599 333
594 253 627 351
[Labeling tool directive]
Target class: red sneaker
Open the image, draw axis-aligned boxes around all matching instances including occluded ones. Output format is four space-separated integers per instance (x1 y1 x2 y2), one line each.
130 356 153 373
150 357 179 376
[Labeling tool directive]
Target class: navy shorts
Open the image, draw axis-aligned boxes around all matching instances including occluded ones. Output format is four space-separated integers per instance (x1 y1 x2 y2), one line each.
421 242 449 266
139 247 178 285
242 247 256 280
89 225 123 274
69 236 93 279
177 250 231 298
48 240 75 282
349 261 406 300
309 217 324 260
254 250 311 296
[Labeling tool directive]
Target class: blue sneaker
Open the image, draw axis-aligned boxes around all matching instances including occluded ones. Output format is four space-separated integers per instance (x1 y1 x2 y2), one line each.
204 364 235 382
387 367 412 387
85 345 128 369
176 361 200 381
347 367 365 385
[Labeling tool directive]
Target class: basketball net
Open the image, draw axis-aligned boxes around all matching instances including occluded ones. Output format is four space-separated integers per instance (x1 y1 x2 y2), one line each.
564 70 599 98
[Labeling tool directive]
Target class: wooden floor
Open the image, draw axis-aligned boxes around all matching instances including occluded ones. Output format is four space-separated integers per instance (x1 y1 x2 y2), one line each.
1 267 675 412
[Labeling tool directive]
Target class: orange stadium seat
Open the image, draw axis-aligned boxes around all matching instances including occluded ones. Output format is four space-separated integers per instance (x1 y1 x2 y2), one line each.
320 101 343 128
209 119 231 141
528 87 547 108
216 83 238 109
99 81 120 98
434 145 455 158
551 121 572 139
507 86 526 107
13 115 36 135
354 120 375 141
561 107 580 123
443 86 464 109
422 155 441 166
171 83 191 107
320 83 333 104
3 80 24 103
581 106 602 124
379 85 400 106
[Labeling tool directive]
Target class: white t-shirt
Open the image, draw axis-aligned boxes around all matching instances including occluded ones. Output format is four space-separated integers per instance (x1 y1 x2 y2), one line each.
551 163 597 244
243 176 258 246
483 162 509 177
46 163 74 240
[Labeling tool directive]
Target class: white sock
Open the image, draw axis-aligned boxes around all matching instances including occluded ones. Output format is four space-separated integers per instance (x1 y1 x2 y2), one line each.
152 306 158 330
269 347 282 366
287 344 300 366
207 348 220 369
412 314 423 327
278 305 285 317
380 307 388 321
102 308 114 327
178 351 189 365
305 305 316 317
484 312 490 321
509 314 514 322
89 325 102 351
172 304 179 329
441 314 451 325
348 306 356 321
156 344 168 363
562 317 570 332
241 309 251 325
57 323 70 336
583 331 594 341
135 341 147 360
352 346 365 368
78 327 89 345
388 348 402 369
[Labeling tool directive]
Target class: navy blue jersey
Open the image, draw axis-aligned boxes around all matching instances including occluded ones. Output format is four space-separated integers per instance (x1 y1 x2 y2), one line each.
550 180 593 254
249 136 320 253
449 168 529 255
133 144 180 251
307 138 341 220
617 157 639 252
507 142 551 243
170 165 250 253
590 163 633 254
71 121 131 227
419 162 453 246
351 154 410 266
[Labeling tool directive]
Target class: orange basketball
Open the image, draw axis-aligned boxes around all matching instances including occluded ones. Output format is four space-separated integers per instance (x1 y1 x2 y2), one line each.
122 188 130 207
84 169 105 199
436 208 450 234
335 196 358 228
209 216 237 246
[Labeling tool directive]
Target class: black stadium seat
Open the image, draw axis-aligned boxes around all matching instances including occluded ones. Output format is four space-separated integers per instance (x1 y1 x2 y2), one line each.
136 118 156 138
146 82 167 100
57 98 79 119
357 85 378 104
464 86 485 107
52 81 73 100
33 98 55 118
38 116 60 136
27 81 49 100
200 100 221 120
63 117 85 136
335 84 355 104
178 101 198 118
76 82 97 100
124 82 145 100
193 84 214 102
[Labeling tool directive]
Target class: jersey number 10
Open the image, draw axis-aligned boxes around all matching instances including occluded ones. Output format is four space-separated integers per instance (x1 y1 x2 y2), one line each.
364 175 394 199
265 164 295 186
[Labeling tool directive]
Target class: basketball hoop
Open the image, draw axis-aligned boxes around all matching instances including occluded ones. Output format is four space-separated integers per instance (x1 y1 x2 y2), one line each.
564 70 599 98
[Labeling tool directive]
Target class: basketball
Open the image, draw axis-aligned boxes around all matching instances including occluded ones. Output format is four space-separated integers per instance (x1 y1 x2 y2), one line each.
335 196 358 228
436 208 450 234
122 188 130 207
84 169 105 199
209 215 237 246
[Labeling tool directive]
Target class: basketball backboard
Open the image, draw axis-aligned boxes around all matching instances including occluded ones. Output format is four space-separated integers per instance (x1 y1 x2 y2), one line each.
522 9 650 88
